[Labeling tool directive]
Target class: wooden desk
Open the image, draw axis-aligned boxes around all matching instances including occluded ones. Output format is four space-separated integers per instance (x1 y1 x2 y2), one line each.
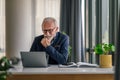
7 74 113 80
7 65 114 80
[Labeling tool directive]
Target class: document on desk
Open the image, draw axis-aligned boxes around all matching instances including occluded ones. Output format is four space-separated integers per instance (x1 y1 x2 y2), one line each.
58 62 99 68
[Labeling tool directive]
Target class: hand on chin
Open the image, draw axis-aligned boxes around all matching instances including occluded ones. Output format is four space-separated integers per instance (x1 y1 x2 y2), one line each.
44 36 53 42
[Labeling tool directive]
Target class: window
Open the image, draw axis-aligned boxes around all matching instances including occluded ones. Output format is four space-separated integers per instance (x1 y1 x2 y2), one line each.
35 0 60 36
86 0 117 64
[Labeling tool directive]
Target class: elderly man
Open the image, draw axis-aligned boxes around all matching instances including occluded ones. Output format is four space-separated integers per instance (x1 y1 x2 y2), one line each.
30 17 69 64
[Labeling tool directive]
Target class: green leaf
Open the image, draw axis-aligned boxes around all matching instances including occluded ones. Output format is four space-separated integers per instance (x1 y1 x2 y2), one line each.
0 71 7 80
94 43 115 55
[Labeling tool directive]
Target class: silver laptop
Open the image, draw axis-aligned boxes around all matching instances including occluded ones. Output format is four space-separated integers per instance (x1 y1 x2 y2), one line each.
20 52 48 67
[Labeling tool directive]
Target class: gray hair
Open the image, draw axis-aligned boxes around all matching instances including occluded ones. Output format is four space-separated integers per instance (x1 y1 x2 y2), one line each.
42 17 58 27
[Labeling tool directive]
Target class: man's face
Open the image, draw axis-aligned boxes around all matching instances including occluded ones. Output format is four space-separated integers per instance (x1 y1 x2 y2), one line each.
42 21 58 39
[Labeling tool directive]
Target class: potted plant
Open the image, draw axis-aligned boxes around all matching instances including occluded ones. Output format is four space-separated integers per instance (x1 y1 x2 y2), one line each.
0 56 11 80
94 43 115 68
62 31 72 62
68 45 72 62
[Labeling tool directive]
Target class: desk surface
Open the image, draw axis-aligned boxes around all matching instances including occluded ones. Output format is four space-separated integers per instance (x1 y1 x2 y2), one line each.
8 65 114 75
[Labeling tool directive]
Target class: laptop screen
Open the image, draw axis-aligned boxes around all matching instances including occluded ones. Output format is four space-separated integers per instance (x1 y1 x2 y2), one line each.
20 52 48 67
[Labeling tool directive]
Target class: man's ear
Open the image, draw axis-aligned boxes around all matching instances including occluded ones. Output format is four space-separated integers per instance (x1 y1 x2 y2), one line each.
55 27 59 32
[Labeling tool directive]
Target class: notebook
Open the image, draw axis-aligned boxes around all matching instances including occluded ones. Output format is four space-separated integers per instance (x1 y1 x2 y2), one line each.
20 52 48 67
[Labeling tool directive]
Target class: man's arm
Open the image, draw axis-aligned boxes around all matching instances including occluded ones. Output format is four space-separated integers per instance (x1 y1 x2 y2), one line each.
30 38 37 51
45 35 69 64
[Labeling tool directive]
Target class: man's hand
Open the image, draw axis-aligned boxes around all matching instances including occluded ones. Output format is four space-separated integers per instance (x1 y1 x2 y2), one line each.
41 36 54 48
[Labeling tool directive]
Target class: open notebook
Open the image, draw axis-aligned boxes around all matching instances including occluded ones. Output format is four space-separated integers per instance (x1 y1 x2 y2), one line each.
58 62 99 68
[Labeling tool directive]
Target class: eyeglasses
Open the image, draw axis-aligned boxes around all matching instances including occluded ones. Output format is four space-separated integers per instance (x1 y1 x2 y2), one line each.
43 27 56 33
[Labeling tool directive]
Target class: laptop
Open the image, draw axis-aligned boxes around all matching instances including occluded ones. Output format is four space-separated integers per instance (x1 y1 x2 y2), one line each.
20 52 48 67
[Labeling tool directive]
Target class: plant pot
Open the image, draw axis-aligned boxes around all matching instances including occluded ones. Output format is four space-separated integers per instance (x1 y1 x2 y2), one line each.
99 55 112 68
